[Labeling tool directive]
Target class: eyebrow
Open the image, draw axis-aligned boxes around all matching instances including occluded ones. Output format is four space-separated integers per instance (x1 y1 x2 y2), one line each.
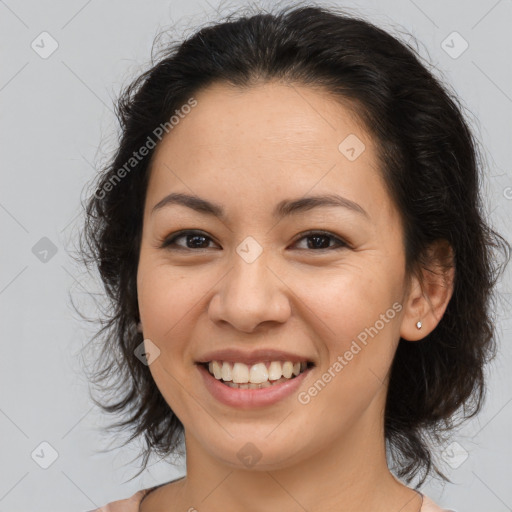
151 192 369 220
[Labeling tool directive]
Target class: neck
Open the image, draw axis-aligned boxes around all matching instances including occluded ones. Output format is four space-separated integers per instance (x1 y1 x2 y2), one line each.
168 403 422 512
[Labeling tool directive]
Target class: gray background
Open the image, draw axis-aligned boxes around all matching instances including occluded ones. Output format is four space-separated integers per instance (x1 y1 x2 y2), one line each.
0 0 511 510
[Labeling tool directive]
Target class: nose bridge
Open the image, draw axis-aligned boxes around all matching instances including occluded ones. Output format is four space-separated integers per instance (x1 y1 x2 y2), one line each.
210 236 290 331
232 243 272 299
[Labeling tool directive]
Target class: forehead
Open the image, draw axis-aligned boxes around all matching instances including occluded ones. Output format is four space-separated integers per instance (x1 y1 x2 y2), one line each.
154 81 367 160
146 81 394 222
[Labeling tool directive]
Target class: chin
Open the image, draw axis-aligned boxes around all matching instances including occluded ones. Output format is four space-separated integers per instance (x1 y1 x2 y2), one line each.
199 432 311 472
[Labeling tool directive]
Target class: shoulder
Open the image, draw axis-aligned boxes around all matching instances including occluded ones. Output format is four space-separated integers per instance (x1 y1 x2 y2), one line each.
87 477 181 512
421 493 457 512
87 489 149 512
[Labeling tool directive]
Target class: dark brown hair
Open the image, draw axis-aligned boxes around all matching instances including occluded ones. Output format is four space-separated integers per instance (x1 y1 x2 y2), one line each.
77 1 510 486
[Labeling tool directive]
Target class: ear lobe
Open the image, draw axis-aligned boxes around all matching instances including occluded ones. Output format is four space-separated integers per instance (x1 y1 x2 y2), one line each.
400 239 455 341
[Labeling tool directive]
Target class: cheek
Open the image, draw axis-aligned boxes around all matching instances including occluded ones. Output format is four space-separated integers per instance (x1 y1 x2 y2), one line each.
138 256 204 330
290 262 401 381
136 263 203 416
292 261 394 334
136 264 199 377
295 282 399 429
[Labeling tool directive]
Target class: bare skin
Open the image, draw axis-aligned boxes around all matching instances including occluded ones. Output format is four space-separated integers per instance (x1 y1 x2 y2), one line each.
136 81 454 512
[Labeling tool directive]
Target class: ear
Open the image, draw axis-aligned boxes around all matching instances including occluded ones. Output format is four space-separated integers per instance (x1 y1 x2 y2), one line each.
400 239 455 341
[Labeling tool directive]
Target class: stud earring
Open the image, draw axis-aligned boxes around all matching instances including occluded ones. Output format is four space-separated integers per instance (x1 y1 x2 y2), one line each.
416 321 422 330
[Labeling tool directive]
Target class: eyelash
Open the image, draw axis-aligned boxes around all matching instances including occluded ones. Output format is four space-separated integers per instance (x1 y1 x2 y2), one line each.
160 229 348 252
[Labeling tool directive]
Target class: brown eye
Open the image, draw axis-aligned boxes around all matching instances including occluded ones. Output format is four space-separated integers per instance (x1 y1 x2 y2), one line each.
292 230 348 251
160 229 348 252
161 230 218 250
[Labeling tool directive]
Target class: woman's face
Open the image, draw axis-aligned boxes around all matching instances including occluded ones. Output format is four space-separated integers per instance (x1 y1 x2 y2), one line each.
137 81 411 470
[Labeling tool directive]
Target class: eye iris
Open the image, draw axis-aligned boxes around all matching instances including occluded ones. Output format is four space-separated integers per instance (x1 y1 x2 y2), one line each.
164 230 344 251
187 234 209 248
307 234 331 249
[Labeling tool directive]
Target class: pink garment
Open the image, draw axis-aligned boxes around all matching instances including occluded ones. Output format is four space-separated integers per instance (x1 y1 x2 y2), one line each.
87 489 148 511
90 489 454 511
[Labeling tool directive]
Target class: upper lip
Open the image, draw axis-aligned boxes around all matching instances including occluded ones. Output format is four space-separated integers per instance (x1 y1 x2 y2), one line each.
196 348 314 366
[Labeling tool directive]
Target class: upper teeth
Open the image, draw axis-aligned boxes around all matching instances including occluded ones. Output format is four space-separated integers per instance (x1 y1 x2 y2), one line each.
207 360 308 384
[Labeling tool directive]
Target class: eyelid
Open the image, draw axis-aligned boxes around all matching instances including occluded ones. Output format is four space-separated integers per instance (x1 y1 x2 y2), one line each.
160 229 349 251
160 229 219 250
291 229 348 249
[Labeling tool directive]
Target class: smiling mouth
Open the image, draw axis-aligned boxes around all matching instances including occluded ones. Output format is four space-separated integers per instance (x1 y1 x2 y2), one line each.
200 360 315 389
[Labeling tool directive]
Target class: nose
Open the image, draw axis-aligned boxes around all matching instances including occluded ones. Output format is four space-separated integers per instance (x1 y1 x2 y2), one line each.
208 250 291 333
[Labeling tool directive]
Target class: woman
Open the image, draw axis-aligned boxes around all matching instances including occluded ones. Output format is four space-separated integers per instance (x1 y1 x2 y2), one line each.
79 3 509 511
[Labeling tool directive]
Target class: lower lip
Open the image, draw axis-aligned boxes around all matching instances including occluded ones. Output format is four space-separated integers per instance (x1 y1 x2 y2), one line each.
197 363 312 408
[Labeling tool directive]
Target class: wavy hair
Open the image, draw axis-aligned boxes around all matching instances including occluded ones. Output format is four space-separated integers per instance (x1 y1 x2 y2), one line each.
77 1 510 486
